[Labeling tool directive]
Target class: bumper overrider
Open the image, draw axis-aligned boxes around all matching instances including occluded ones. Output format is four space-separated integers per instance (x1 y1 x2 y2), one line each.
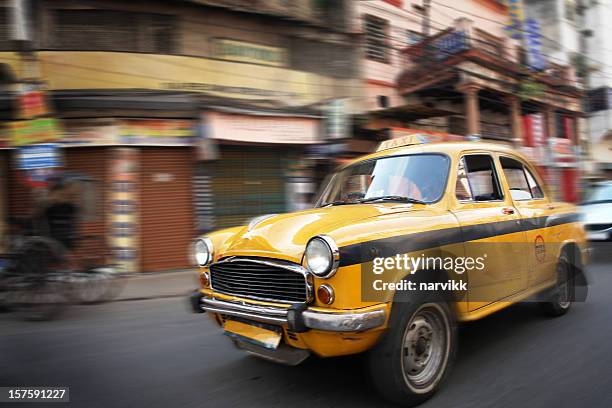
192 292 387 333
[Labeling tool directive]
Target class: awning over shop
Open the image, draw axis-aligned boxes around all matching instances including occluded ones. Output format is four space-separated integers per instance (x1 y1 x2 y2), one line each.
367 104 456 122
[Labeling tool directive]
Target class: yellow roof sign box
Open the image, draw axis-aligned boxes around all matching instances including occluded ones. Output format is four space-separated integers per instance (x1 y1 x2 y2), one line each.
377 133 435 152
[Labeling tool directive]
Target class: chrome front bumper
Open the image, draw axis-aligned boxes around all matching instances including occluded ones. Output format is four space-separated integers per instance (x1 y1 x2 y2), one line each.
200 297 387 333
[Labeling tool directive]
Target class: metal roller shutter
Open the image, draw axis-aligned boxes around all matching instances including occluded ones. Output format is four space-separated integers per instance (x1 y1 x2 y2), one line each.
63 148 109 256
209 146 287 230
140 148 194 272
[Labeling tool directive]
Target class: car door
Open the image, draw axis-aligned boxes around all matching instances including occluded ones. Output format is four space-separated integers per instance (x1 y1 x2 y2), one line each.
451 153 529 311
498 155 555 288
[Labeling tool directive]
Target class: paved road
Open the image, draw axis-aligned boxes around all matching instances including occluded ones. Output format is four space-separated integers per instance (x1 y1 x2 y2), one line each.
2 257 612 408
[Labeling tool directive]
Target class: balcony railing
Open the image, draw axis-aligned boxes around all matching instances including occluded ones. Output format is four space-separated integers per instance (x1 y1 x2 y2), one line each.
400 25 578 89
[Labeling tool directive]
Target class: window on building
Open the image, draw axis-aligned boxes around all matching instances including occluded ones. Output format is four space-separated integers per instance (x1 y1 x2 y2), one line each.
456 155 503 202
364 15 389 63
52 9 177 54
0 7 10 51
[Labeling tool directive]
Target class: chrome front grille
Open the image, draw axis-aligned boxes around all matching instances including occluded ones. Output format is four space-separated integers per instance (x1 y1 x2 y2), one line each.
210 257 310 304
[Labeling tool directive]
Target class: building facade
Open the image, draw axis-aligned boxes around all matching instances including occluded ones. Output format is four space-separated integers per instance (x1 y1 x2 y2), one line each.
582 0 612 178
0 0 361 272
354 0 583 201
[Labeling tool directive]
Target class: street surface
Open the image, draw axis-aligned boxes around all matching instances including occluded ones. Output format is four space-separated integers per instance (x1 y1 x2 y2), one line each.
2 255 612 408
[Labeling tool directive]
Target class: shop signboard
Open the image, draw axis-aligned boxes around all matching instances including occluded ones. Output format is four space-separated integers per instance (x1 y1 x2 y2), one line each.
16 143 62 187
325 99 350 140
60 121 117 146
9 117 61 146
16 143 61 170
9 86 61 146
118 119 196 145
212 38 287 67
207 112 320 144
548 137 577 168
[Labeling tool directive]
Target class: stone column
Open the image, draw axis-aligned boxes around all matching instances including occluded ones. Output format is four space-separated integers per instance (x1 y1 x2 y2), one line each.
459 84 481 136
506 95 523 147
544 105 557 139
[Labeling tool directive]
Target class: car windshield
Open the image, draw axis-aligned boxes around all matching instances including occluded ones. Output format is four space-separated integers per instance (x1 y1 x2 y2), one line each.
583 184 612 204
316 154 450 206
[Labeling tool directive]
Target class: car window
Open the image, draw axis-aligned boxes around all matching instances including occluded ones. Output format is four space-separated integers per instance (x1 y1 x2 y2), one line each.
500 157 532 201
456 155 503 202
500 157 544 201
455 158 473 201
583 184 612 204
524 168 545 199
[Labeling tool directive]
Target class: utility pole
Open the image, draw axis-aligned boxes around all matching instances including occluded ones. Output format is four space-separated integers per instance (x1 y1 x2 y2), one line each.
577 0 594 184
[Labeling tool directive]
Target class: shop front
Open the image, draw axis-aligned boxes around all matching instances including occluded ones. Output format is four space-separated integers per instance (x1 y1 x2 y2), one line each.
197 111 321 232
5 118 198 273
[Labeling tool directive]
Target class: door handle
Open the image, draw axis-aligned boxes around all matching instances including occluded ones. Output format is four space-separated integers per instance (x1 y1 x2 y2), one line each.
502 207 515 215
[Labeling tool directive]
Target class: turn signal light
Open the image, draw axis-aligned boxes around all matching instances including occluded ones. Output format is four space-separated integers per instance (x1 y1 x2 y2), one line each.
317 284 335 305
200 271 210 288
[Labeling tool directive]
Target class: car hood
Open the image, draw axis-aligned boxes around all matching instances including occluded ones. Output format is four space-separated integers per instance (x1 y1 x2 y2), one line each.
213 204 427 262
580 202 612 224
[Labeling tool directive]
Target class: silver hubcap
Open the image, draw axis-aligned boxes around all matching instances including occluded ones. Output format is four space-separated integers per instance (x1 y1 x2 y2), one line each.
401 304 449 391
558 262 571 309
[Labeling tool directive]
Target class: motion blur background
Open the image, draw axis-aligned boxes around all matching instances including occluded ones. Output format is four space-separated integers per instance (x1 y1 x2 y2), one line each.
0 0 610 273
4 2 612 408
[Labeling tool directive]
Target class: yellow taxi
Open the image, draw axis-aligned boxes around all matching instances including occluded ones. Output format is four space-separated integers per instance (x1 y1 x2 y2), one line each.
190 135 588 407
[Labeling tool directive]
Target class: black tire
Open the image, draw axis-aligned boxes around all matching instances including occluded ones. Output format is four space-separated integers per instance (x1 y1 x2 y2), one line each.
366 299 456 407
540 253 573 317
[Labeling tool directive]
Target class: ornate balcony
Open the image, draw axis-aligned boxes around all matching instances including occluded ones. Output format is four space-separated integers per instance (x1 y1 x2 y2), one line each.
397 21 579 94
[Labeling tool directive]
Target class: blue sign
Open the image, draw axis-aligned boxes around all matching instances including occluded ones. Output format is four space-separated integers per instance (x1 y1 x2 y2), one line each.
17 143 61 170
433 30 469 61
525 18 547 71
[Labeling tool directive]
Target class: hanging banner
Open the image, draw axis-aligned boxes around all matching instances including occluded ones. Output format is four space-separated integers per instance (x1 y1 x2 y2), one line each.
108 148 140 273
524 18 546 71
504 0 525 40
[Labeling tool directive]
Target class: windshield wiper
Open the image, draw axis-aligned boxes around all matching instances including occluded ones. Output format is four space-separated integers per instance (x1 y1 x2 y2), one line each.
320 200 356 207
358 196 427 205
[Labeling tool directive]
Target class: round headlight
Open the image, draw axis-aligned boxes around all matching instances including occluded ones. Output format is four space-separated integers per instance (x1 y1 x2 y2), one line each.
304 235 339 278
192 238 213 266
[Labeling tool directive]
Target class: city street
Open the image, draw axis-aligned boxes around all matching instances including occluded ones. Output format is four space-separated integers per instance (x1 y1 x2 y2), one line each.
2 256 612 408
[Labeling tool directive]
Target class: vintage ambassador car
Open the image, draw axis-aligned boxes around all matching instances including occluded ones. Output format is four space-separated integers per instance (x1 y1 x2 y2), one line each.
190 137 588 407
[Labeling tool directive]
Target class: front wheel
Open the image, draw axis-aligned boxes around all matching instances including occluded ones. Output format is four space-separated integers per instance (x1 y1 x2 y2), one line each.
366 301 456 407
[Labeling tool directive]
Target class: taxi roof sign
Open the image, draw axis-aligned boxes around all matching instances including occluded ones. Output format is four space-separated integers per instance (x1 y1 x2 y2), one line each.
377 133 442 152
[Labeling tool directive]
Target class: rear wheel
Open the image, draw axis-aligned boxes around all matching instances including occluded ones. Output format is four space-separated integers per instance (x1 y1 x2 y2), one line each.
540 253 573 317
366 301 456 407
